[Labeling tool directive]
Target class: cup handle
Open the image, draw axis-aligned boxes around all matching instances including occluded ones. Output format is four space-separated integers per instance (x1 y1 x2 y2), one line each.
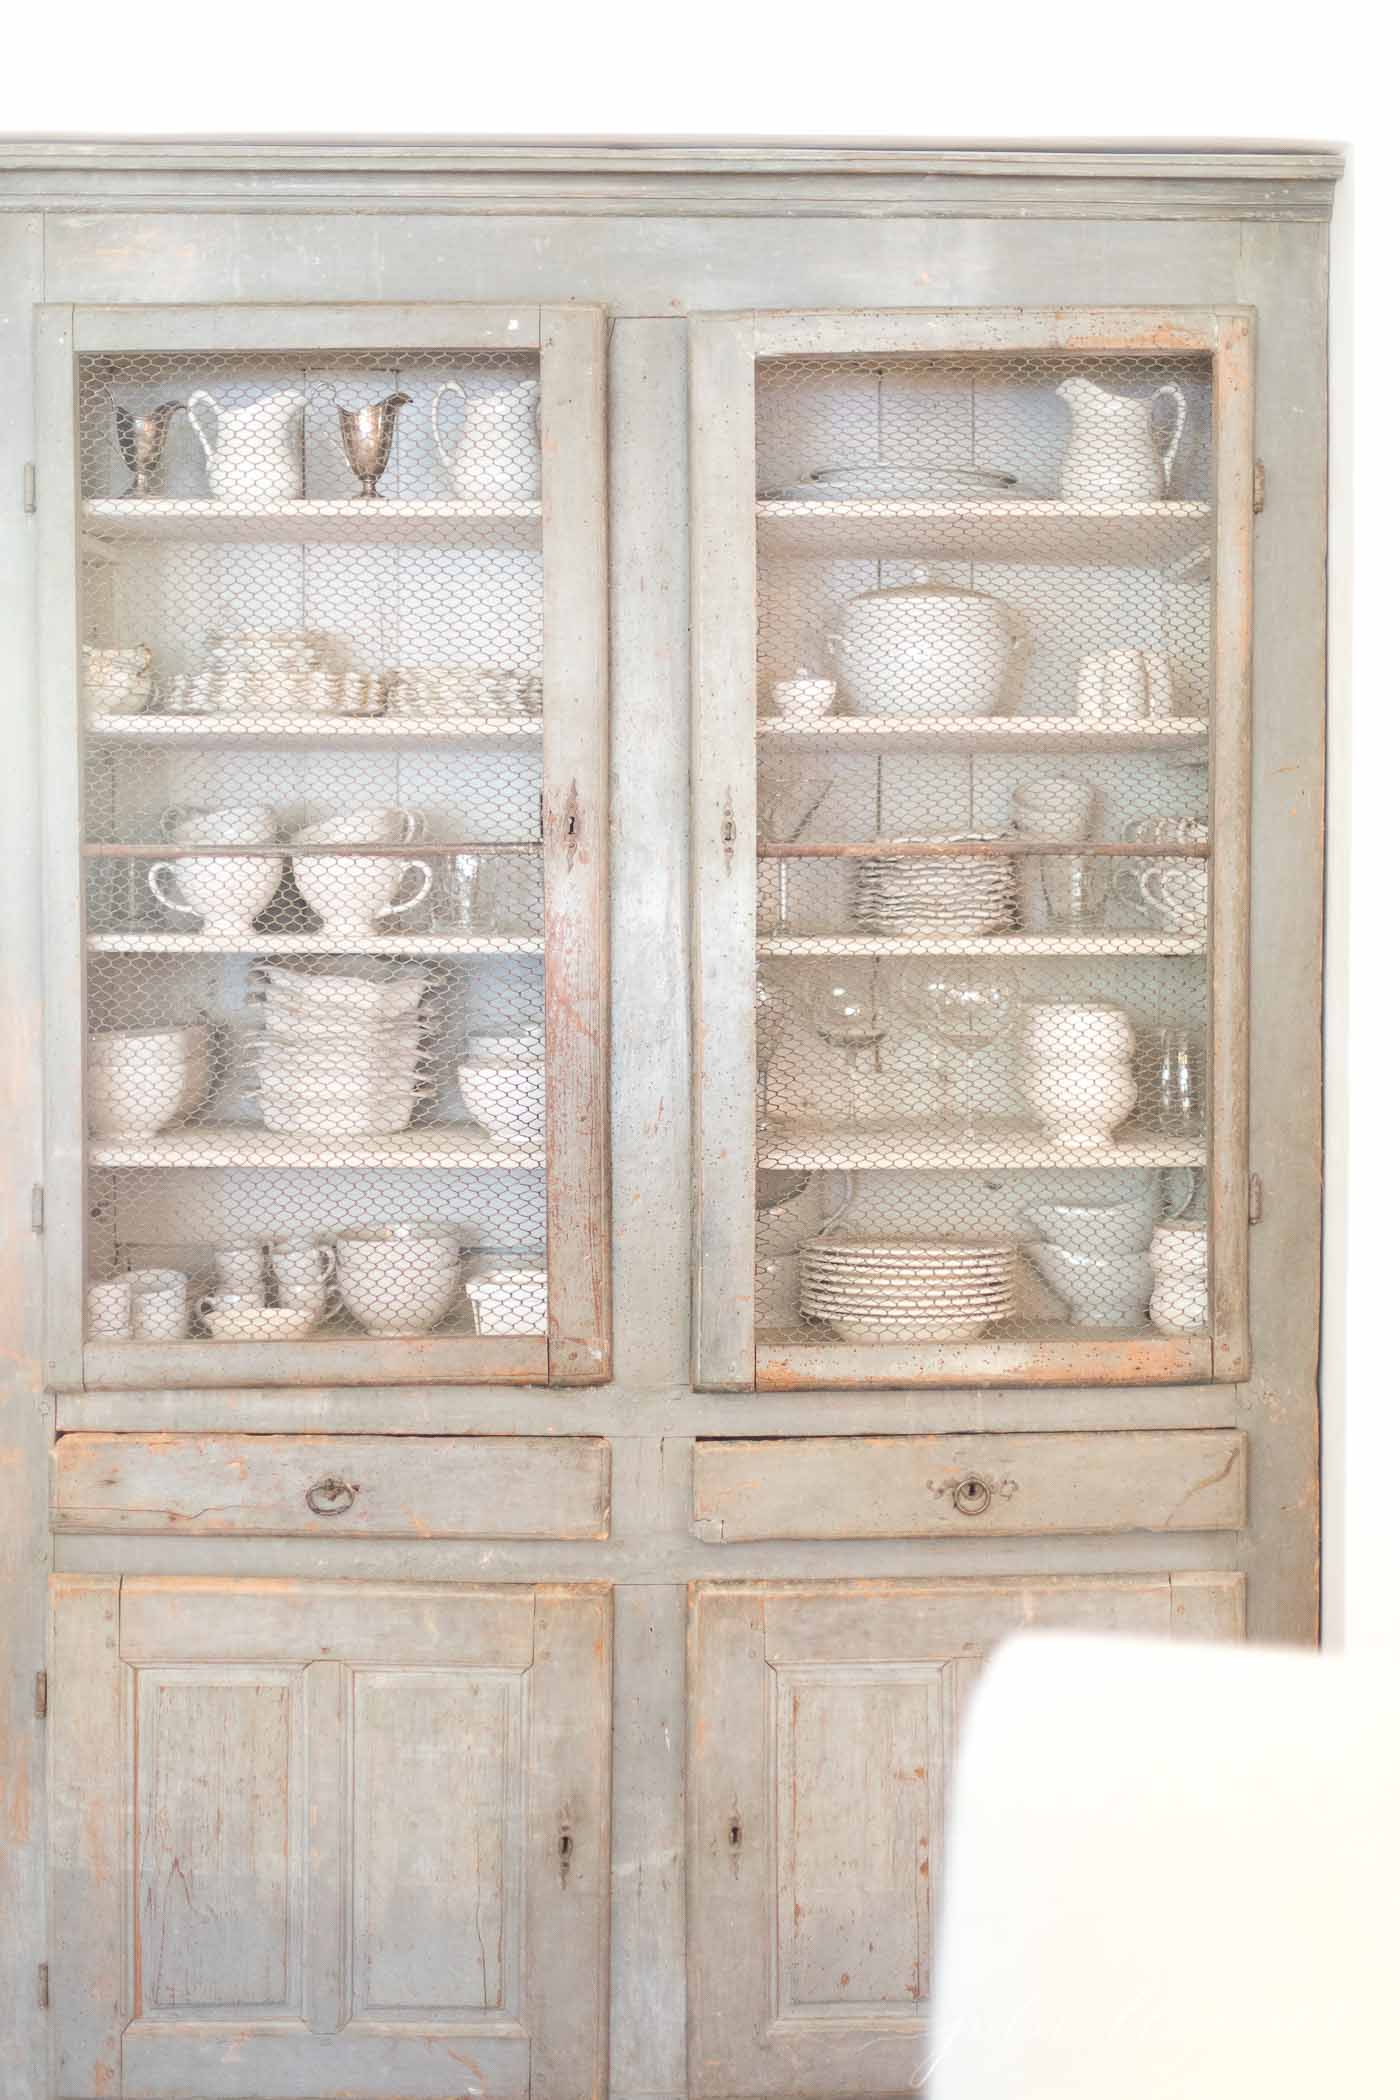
186 389 218 464
317 1245 336 1282
1139 867 1167 913
377 859 433 919
815 1169 858 1238
148 863 199 917
431 380 466 472
1112 862 1148 912
323 1285 344 1319
1151 383 1188 491
397 809 424 843
195 1295 215 1323
1162 1166 1197 1219
159 807 186 841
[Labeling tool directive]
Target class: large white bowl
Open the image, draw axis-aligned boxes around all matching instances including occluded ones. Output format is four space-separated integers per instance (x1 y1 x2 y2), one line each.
834 578 1025 718
1028 1243 1152 1326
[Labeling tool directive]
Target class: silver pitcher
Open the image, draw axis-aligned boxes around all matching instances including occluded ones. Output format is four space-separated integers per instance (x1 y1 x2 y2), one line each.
337 391 412 499
115 400 187 498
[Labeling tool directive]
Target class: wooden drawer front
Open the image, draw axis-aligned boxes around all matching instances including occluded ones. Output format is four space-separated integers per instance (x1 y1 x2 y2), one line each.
691 1431 1245 1541
53 1433 610 1539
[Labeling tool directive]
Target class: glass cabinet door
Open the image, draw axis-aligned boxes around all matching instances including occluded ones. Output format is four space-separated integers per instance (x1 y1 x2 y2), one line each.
38 303 608 1390
691 308 1252 1391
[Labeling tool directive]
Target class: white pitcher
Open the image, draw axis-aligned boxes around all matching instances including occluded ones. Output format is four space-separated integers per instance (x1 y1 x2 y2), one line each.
1056 376 1188 502
431 377 540 502
187 388 305 502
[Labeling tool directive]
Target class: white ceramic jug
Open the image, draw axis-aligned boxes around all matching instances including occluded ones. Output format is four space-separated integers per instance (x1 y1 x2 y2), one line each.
1056 376 1187 502
187 388 306 502
431 377 540 502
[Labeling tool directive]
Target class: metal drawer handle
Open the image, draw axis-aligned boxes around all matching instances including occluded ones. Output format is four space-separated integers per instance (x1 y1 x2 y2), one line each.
951 1474 993 1518
306 1476 358 1517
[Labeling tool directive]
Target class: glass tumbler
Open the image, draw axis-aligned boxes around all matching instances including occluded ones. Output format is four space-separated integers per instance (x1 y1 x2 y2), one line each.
1134 1025 1204 1134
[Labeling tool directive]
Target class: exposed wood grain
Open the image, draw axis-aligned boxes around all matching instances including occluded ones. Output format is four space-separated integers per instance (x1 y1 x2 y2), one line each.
121 1576 536 1667
303 1658 346 2036
690 313 758 1389
758 1335 1213 1390
542 303 613 1385
81 1332 548 1393
53 1433 612 1539
692 1431 1247 1541
48 1575 123 2098
610 1585 687 2100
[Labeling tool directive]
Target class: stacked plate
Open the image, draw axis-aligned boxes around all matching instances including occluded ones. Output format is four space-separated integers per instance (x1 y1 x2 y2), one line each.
162 631 385 718
245 964 434 1138
799 1234 1019 1342
761 464 1019 502
386 665 543 718
854 835 1017 935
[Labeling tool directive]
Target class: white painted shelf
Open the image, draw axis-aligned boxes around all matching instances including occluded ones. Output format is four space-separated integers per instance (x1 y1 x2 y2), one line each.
87 713 542 749
756 498 1210 563
89 1126 544 1170
756 715 1210 755
758 932 1206 957
88 931 544 956
760 1120 1205 1172
83 497 542 548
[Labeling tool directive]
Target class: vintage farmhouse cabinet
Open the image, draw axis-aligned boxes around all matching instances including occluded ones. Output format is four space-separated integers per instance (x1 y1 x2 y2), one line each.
0 140 1336 2100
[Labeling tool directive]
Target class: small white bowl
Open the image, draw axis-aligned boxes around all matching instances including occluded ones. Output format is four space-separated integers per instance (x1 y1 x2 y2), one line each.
457 1062 545 1142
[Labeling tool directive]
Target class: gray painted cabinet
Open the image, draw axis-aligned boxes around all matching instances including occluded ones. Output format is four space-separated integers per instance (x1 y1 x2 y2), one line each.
0 140 1336 2100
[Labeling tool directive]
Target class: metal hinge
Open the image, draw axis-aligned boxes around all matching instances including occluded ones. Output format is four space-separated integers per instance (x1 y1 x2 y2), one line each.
34 1670 47 1719
37 1963 49 2009
1248 1173 1264 1225
23 462 36 514
30 1183 44 1235
1253 462 1266 514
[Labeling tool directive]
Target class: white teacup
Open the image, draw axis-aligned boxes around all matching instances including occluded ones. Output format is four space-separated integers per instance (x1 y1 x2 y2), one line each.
88 1048 189 1137
1135 862 1209 933
1077 648 1153 722
1150 1221 1210 1274
293 807 423 846
269 1236 335 1291
278 1281 343 1323
196 1287 263 1329
87 1278 133 1338
290 854 433 935
149 854 284 933
770 677 838 720
213 1242 267 1294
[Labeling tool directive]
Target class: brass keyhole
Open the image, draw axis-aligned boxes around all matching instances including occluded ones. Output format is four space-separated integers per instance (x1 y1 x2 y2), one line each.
952 1475 993 1518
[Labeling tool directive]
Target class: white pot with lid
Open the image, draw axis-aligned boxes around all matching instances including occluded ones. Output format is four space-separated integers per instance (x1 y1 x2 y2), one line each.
833 569 1027 718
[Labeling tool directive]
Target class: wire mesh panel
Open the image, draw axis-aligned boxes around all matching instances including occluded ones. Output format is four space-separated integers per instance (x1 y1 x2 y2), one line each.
69 336 580 1375
747 345 1222 1372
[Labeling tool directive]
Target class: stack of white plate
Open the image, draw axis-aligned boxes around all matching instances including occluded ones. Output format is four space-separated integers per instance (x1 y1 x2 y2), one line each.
161 631 385 718
854 836 1017 934
800 1234 1019 1342
386 666 543 718
760 464 1019 502
245 964 433 1137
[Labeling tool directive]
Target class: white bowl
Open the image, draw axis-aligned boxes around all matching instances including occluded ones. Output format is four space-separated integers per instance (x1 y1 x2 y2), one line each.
466 1269 548 1335
456 1061 545 1142
205 1303 320 1342
1028 1243 1152 1326
88 1056 189 1137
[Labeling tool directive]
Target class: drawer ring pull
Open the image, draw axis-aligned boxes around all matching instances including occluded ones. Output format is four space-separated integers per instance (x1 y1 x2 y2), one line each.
951 1474 993 1518
306 1476 358 1517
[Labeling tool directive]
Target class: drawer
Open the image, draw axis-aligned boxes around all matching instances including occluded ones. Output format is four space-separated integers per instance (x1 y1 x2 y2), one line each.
53 1434 611 1539
691 1431 1245 1541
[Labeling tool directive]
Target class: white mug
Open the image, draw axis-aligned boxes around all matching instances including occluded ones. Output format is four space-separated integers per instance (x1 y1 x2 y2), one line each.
1137 862 1209 932
1077 647 1153 722
270 1237 335 1291
129 1268 190 1340
87 1279 132 1339
279 1281 343 1321
1010 777 1097 842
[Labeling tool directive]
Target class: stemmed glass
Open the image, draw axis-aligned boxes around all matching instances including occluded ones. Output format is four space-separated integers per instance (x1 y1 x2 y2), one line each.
757 763 833 935
892 960 1019 1138
799 959 889 1126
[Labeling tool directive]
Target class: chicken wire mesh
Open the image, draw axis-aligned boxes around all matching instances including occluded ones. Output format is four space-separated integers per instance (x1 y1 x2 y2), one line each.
753 352 1215 1347
78 348 549 1347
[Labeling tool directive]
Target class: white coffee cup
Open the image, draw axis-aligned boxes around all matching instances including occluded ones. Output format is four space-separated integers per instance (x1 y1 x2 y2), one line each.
270 1237 335 1291
1077 647 1152 722
196 1287 262 1329
87 1278 133 1338
149 854 284 933
1137 862 1209 933
278 1281 343 1322
290 854 433 935
129 1268 190 1340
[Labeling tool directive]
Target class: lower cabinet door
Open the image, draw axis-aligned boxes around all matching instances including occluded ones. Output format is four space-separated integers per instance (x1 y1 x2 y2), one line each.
49 1576 612 2100
687 1574 1243 2100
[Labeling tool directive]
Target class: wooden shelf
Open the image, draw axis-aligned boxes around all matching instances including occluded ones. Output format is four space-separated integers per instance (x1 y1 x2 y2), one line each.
758 932 1206 957
89 1126 543 1170
757 715 1209 755
756 498 1210 564
759 1121 1205 1172
83 497 542 548
87 713 542 749
88 931 544 956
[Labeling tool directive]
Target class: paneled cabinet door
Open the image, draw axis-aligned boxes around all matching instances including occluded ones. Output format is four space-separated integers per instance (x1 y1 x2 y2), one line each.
687 1574 1243 2100
690 307 1253 1391
49 1576 611 2100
